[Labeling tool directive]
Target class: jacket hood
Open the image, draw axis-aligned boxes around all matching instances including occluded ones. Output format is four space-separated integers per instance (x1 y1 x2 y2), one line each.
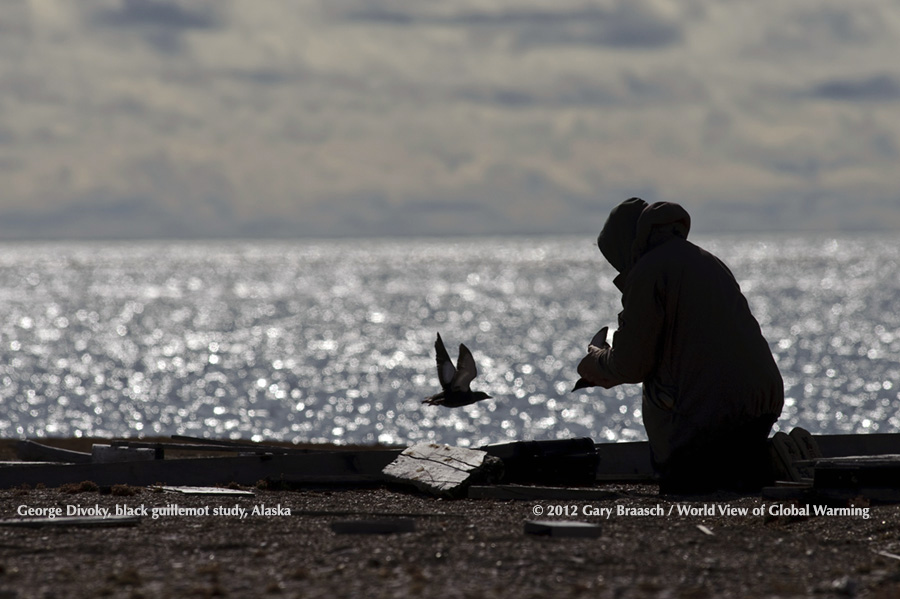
597 197 647 275
633 201 691 259
598 199 691 280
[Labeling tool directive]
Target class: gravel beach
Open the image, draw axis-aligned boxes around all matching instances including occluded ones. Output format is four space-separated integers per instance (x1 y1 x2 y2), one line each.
1 440 899 599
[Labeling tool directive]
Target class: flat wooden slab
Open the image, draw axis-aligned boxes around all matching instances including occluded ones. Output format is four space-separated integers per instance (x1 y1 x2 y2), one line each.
382 443 502 497
468 484 619 501
0 450 400 489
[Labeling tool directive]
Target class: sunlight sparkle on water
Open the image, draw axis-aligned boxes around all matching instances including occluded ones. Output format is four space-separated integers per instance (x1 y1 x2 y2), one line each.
0 234 897 444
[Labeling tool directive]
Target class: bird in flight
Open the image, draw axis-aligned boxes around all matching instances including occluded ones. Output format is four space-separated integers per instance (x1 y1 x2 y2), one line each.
423 333 492 407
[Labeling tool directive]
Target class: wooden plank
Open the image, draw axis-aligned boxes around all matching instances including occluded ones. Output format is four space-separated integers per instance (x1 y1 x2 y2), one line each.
524 520 602 538
0 515 140 529
814 454 900 490
15 440 92 464
92 444 157 463
330 519 416 534
585 433 900 482
169 435 316 455
761 485 814 502
0 449 401 489
112 441 247 454
813 487 900 504
468 484 619 501
815 433 900 458
382 444 503 497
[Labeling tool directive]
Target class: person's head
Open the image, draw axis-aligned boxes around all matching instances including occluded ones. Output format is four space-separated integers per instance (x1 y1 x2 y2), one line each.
597 197 647 275
597 198 692 278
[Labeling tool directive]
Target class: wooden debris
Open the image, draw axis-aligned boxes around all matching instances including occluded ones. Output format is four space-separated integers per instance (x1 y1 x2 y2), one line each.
762 483 814 502
382 443 503 497
0 450 400 489
468 484 619 501
524 520 602 538
330 519 416 534
812 454 900 502
153 486 256 496
169 435 318 455
15 440 92 464
0 515 140 529
91 444 157 464
816 433 900 458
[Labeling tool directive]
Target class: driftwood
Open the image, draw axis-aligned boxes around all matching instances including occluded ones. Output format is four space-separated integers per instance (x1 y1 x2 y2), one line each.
382 444 503 497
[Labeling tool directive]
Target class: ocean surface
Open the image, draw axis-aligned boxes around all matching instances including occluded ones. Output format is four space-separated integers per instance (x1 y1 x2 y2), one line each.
1 234 898 447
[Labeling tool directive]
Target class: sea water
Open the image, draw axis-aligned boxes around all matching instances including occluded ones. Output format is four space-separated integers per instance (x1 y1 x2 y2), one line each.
0 234 897 446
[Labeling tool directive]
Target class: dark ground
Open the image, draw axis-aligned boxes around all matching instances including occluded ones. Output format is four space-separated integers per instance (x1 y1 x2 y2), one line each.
1 439 899 599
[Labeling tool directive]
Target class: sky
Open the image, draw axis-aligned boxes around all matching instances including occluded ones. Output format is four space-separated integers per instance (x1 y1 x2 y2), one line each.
1 0 899 240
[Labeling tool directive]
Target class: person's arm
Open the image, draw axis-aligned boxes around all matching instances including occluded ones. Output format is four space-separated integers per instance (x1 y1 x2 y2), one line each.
577 268 665 387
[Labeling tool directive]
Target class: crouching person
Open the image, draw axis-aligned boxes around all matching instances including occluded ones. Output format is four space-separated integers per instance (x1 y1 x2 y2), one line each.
577 198 784 494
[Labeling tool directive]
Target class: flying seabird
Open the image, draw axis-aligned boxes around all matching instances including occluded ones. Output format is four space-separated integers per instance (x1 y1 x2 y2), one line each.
423 333 492 407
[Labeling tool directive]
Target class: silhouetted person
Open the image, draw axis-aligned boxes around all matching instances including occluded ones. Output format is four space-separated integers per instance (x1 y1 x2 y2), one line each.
577 198 784 494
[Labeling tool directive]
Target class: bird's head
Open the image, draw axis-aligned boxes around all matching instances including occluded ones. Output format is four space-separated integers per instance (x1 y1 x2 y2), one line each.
474 392 492 401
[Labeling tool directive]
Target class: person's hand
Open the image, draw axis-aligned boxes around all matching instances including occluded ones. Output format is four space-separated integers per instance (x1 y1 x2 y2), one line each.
576 345 616 389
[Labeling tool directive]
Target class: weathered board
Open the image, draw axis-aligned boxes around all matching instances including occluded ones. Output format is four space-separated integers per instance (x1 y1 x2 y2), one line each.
814 454 900 490
382 443 503 497
15 440 92 464
0 450 401 489
92 444 157 464
468 484 619 501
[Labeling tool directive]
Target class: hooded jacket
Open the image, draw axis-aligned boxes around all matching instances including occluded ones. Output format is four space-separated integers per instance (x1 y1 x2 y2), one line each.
594 200 784 466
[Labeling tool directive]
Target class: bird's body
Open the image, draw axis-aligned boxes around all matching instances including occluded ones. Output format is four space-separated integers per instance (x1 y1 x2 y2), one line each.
423 333 492 407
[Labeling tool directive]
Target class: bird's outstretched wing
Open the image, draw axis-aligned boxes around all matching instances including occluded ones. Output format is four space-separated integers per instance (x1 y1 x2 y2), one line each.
451 343 478 392
435 333 456 389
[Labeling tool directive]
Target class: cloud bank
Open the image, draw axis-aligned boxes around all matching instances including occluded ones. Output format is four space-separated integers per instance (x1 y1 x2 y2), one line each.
0 0 898 239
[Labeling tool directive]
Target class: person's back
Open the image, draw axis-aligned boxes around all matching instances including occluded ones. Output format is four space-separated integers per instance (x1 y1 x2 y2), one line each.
578 198 784 493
